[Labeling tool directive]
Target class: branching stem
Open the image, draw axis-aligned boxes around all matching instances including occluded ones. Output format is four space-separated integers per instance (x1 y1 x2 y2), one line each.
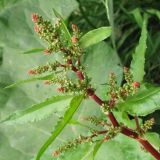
70 60 160 160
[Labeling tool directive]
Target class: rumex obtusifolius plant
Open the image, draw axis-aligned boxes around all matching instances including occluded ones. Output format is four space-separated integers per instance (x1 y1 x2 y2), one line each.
28 13 160 159
2 11 160 160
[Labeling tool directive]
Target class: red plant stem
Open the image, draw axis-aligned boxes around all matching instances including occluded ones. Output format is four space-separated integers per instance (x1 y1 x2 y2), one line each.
91 130 108 138
72 66 84 80
138 138 160 160
70 62 160 160
89 92 119 127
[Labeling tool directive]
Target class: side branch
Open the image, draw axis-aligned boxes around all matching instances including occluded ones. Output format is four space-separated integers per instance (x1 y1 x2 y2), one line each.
71 64 160 160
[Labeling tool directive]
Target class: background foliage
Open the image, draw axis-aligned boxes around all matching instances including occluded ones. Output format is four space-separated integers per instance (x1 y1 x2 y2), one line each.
0 0 160 160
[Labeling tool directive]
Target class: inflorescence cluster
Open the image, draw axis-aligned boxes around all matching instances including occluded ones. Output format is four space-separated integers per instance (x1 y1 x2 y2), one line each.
28 13 155 158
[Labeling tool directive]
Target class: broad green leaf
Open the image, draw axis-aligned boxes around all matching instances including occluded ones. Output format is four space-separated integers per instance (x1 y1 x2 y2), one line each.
94 134 154 160
36 95 84 160
21 48 44 54
113 111 142 129
0 0 23 14
1 95 72 124
53 8 72 44
4 74 54 89
130 16 148 82
83 41 122 98
117 84 160 116
79 27 112 48
0 132 27 160
145 132 160 150
0 0 78 160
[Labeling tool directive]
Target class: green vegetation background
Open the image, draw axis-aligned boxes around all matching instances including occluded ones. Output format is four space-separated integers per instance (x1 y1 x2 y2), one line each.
0 0 160 160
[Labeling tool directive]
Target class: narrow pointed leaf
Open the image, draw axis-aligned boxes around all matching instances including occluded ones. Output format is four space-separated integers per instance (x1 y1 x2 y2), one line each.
130 8 143 27
21 48 44 54
36 95 84 160
93 140 104 158
79 27 112 48
146 9 160 21
130 16 148 82
103 0 116 49
53 8 72 43
1 95 73 123
117 84 160 116
4 74 54 89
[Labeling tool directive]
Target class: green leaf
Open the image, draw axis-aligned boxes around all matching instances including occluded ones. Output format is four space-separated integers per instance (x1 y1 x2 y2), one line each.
0 0 23 14
1 95 73 124
93 140 104 159
117 84 160 116
146 9 160 21
0 132 27 160
21 48 44 54
83 41 122 98
0 0 78 159
69 119 93 130
53 8 72 44
130 8 143 28
94 134 154 160
79 27 112 48
4 74 54 89
103 0 116 49
36 95 84 160
130 16 148 82
145 132 160 150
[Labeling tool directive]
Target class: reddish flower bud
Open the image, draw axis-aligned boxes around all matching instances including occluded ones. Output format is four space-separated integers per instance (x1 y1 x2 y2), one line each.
57 87 65 92
44 80 51 85
52 150 60 157
132 81 140 88
43 49 50 55
71 24 78 32
34 25 40 33
32 13 38 23
108 99 115 107
28 69 37 75
71 36 78 43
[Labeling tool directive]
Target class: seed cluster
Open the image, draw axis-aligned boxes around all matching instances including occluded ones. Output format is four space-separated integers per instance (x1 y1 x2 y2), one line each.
52 135 93 157
29 13 90 94
52 126 120 157
29 13 156 158
141 118 155 133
